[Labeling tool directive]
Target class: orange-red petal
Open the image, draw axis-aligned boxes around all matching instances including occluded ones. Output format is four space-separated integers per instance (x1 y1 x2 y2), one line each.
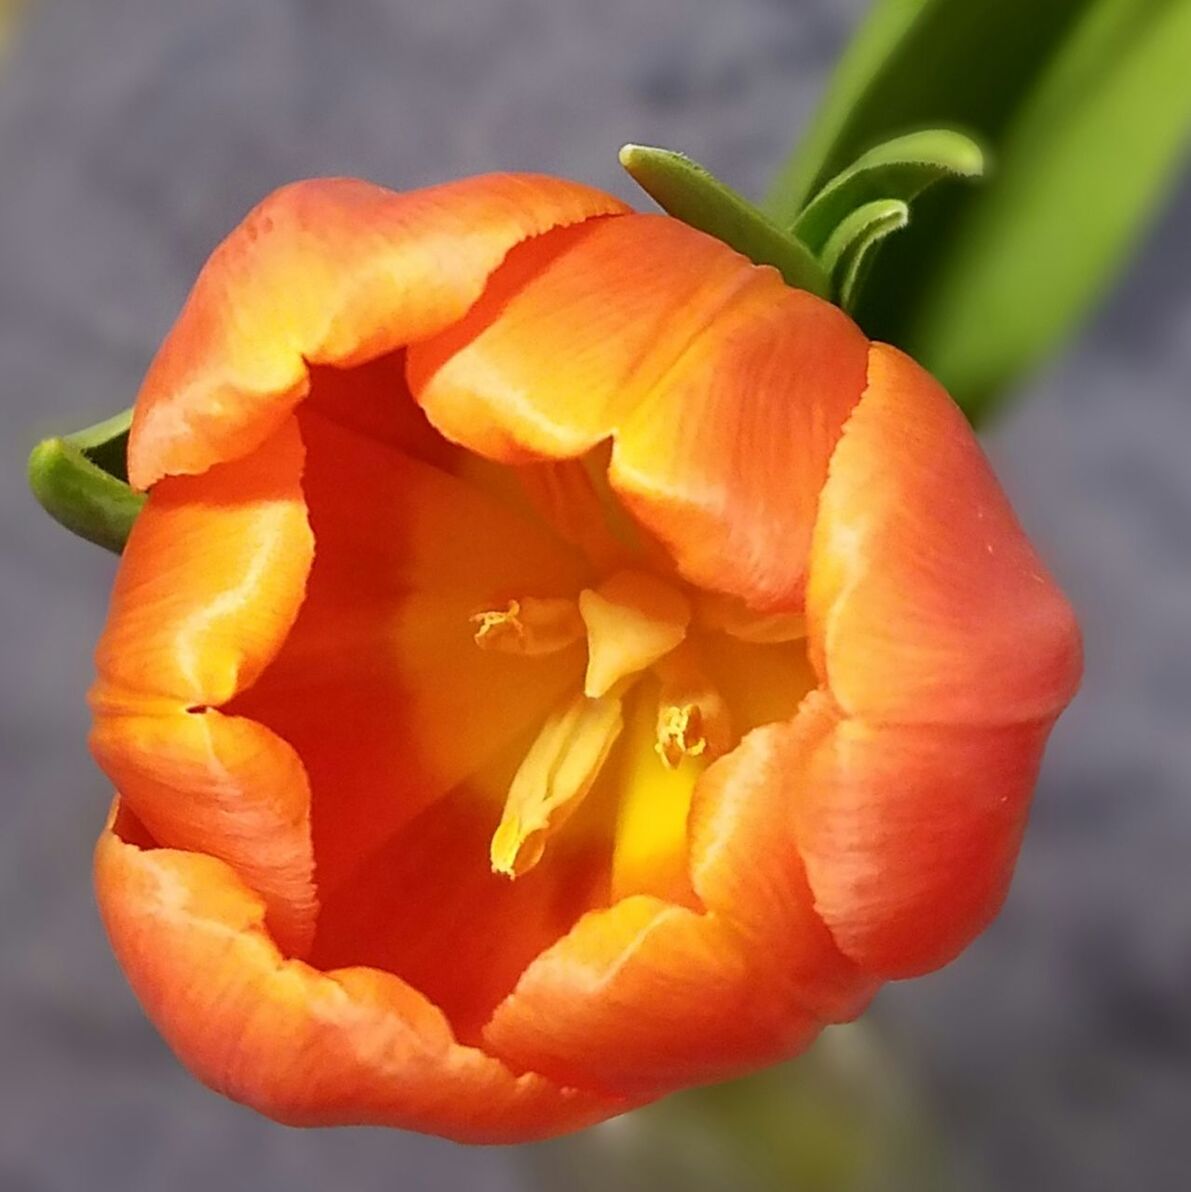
483 895 820 1098
408 214 868 610
481 896 829 1096
129 174 628 487
794 715 1053 978
407 215 759 461
95 804 627 1142
303 351 454 467
91 419 316 952
609 283 867 610
91 709 315 956
685 697 874 1020
808 343 1082 725
94 418 311 708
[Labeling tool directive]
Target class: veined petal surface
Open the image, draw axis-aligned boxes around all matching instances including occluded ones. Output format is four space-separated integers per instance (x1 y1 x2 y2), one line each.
91 420 316 952
409 214 869 610
130 174 627 487
808 343 1082 726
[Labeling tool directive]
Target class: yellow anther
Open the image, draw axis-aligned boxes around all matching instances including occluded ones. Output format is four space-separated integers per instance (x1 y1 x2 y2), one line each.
653 642 733 769
655 703 708 769
470 596 585 657
490 690 624 879
471 603 524 650
578 569 691 698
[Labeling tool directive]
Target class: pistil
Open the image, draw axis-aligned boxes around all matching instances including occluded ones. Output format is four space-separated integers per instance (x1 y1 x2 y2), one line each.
578 569 691 698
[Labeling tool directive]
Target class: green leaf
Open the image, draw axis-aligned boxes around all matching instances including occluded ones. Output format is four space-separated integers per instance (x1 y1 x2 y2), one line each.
820 198 910 313
28 408 144 553
897 0 1191 419
765 0 945 217
765 0 1191 419
619 144 830 297
766 0 1088 224
794 129 983 253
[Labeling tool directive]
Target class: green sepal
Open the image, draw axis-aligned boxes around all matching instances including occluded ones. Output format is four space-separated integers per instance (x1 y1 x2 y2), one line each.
820 198 911 313
619 144 830 297
794 129 984 253
28 407 143 554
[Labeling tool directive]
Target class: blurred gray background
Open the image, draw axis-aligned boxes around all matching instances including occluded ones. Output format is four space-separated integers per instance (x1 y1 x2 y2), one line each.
3 1 1190 1189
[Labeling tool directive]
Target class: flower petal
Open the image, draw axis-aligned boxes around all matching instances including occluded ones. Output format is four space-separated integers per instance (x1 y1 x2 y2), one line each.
407 215 759 460
94 418 311 708
91 709 315 956
609 284 868 611
95 805 624 1142
483 695 873 1097
129 174 627 487
686 697 875 1021
808 343 1082 725
408 213 868 610
483 896 820 1098
795 715 1052 978
91 419 316 951
304 351 455 466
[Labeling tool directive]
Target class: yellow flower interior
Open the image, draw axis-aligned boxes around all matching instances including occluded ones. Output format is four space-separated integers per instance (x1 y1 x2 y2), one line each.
463 456 813 895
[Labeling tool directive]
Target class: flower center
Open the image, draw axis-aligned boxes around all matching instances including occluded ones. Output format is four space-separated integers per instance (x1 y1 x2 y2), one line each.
472 568 772 879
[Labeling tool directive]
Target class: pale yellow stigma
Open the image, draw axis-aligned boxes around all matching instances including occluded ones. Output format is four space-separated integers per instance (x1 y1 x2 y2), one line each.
490 690 624 878
470 596 585 657
578 569 691 698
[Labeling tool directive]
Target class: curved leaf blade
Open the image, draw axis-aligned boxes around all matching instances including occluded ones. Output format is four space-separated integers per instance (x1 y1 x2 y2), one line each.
619 144 830 297
900 0 1191 418
794 129 983 253
820 198 911 313
765 0 942 217
766 0 1191 419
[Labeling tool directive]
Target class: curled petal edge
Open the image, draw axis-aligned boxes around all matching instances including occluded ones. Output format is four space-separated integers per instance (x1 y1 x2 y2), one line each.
129 173 629 488
95 801 631 1143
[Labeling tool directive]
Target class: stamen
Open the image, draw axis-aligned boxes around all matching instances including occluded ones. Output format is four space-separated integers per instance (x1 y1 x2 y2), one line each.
579 569 691 698
656 703 708 768
490 690 624 878
694 591 807 644
470 596 585 656
653 642 733 769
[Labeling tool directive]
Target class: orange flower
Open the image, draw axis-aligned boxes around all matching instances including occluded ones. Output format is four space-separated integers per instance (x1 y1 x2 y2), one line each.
89 173 1081 1142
